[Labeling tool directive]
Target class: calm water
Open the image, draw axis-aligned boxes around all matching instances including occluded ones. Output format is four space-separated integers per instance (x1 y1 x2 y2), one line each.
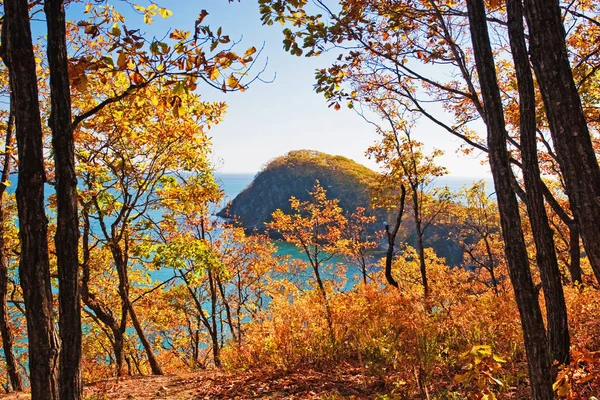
200 173 494 286
215 173 494 201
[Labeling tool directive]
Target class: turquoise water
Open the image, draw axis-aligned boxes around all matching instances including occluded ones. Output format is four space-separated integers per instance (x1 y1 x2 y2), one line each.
215 173 494 200
204 173 493 285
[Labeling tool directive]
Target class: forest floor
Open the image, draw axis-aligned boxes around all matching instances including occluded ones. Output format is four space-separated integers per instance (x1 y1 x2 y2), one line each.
0 366 390 399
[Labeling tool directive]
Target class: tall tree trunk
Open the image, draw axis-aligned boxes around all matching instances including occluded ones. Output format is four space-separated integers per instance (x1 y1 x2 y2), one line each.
523 0 600 282
207 271 222 368
44 0 82 397
80 208 126 376
568 220 582 284
3 0 59 398
506 0 570 367
111 244 163 375
179 270 221 368
384 185 406 288
0 103 23 393
412 190 428 297
466 0 553 397
126 300 163 374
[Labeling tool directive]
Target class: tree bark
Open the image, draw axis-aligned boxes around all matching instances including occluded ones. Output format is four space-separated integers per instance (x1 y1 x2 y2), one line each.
466 0 553 397
111 243 163 375
384 185 406 288
506 0 570 367
3 0 59 398
567 220 582 284
44 0 82 397
0 105 23 393
412 189 429 297
523 0 600 282
80 208 126 376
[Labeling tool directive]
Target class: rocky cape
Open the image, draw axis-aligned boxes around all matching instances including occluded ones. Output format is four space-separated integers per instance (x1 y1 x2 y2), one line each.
217 150 382 232
217 149 464 266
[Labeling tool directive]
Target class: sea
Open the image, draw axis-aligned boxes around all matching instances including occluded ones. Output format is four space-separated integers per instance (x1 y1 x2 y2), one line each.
6 172 493 283
190 173 495 286
214 173 494 200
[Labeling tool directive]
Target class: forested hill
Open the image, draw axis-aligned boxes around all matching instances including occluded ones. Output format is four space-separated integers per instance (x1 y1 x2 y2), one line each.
217 150 381 231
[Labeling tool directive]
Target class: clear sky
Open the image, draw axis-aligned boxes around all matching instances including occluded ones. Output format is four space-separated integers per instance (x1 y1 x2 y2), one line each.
65 0 491 177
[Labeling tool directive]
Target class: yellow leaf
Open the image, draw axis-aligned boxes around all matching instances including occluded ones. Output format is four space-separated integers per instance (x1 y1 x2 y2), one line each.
243 46 257 58
227 74 239 89
209 67 220 81
159 8 173 18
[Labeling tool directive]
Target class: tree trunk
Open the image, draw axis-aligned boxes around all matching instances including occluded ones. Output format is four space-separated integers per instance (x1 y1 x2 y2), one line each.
3 1 60 398
0 102 23 393
80 209 126 376
111 244 163 375
3 0 58 400
384 185 406 288
44 0 82 397
0 254 22 393
0 213 22 393
506 0 570 367
112 326 127 375
523 0 600 282
568 220 582 284
466 0 553 397
413 190 428 297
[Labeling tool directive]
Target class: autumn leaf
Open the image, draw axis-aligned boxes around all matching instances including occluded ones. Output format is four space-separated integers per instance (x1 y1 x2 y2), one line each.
227 74 240 89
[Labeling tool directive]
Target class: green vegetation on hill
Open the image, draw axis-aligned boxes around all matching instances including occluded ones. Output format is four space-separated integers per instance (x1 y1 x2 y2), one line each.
217 150 381 232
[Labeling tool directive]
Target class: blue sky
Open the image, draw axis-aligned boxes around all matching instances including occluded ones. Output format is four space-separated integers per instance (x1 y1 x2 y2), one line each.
63 0 491 176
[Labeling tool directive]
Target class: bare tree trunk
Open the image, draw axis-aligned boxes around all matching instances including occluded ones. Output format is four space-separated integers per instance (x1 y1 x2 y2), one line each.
44 0 82 397
126 300 163 374
568 220 582 284
111 244 163 375
3 0 59 398
507 0 570 367
0 226 22 393
523 0 600 282
466 0 553 397
80 208 126 376
384 185 406 288
413 190 429 297
0 102 23 393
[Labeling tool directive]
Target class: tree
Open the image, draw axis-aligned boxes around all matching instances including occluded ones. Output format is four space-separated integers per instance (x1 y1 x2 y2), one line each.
45 0 82 397
523 0 600 281
507 0 569 366
344 207 380 285
268 181 348 342
150 171 278 368
448 182 505 294
368 118 449 297
3 1 59 398
1 0 260 393
0 95 22 393
76 79 226 375
466 0 553 396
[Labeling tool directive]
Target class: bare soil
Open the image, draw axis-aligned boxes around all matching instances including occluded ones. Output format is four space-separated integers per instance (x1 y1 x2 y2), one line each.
0 367 389 400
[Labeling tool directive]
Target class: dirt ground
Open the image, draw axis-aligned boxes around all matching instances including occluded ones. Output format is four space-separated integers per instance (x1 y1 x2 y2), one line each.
0 367 389 400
